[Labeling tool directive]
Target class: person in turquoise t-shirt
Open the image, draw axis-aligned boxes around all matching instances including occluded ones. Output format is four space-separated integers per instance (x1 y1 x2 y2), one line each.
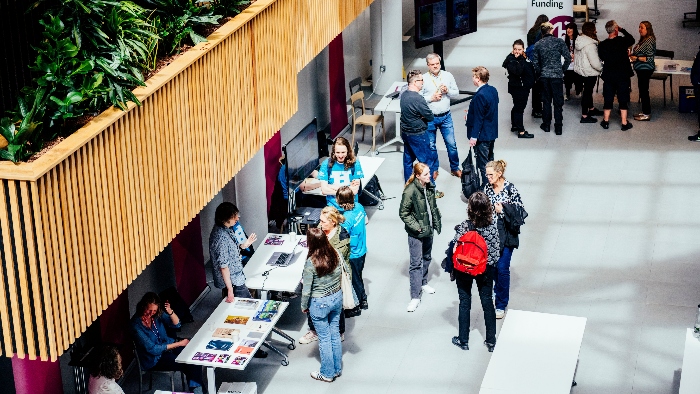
336 186 368 315
318 137 364 209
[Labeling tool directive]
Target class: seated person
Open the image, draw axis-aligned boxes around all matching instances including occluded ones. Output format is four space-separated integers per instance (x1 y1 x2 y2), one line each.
318 137 363 209
269 155 321 230
130 292 203 394
88 345 124 394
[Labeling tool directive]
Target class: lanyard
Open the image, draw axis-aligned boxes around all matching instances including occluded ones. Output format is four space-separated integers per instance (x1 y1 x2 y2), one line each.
149 318 161 341
427 71 442 89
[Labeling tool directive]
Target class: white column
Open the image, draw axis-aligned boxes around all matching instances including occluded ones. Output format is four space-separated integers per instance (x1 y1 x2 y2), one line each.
234 149 268 248
371 0 403 94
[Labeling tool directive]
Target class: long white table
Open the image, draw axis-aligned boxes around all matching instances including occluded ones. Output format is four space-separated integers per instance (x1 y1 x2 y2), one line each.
652 59 694 103
176 298 290 394
374 81 407 153
479 310 587 394
244 233 308 294
679 328 700 393
302 155 385 208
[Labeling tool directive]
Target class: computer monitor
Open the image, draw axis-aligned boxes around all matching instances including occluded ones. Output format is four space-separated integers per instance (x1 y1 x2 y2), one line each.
282 119 320 194
414 0 477 48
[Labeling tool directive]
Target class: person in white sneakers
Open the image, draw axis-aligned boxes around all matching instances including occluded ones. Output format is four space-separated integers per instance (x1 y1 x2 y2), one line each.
399 162 442 312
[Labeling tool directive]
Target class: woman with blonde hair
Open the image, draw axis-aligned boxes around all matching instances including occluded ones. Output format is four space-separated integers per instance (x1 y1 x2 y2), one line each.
399 162 442 312
629 21 656 121
483 160 527 319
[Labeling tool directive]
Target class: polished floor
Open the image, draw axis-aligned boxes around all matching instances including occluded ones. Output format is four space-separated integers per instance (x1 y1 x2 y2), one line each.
123 1 700 393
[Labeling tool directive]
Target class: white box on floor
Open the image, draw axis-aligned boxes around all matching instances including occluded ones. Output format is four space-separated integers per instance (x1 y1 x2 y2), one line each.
218 382 257 394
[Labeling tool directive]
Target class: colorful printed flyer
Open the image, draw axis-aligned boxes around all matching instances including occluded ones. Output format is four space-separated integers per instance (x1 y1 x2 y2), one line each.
215 354 231 363
252 311 275 322
234 345 254 355
206 340 233 351
224 315 250 325
264 237 285 246
231 356 248 366
192 352 216 362
212 328 240 339
233 299 260 310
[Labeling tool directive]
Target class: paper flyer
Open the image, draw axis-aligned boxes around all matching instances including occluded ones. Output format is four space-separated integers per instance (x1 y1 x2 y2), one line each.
224 315 250 325
233 299 260 310
206 340 233 351
212 328 240 339
231 356 248 366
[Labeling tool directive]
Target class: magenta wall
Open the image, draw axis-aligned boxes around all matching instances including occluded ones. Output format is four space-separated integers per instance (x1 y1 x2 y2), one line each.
328 33 348 138
12 356 63 394
264 131 282 212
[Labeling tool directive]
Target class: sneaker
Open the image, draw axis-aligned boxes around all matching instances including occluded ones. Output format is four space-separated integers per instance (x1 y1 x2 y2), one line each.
435 190 445 199
580 116 597 123
344 306 361 318
688 133 700 141
634 114 650 121
360 299 369 310
532 112 543 118
407 298 421 312
484 341 496 352
452 336 469 350
539 123 550 133
310 371 334 382
334 371 342 378
422 284 436 294
495 309 506 319
341 333 345 342
554 127 562 135
564 95 570 101
299 331 318 344
588 108 604 116
517 131 534 139
600 120 609 129
621 122 634 131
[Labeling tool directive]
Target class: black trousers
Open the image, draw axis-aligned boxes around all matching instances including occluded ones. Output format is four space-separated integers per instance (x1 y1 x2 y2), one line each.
531 79 543 113
564 70 583 96
636 69 653 115
152 347 203 387
580 76 598 115
541 77 565 128
696 86 700 128
455 265 497 345
510 88 530 131
603 77 631 110
474 140 495 187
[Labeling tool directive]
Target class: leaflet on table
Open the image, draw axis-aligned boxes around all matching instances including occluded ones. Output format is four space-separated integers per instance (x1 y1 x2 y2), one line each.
264 235 285 246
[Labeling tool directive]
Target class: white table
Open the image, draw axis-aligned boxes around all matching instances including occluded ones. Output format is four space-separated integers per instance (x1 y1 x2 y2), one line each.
175 298 290 394
244 233 308 294
302 155 386 208
479 310 587 394
374 81 407 153
679 328 700 393
653 59 694 103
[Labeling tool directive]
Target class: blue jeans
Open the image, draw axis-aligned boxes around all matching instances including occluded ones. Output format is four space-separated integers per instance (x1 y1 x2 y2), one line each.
309 290 343 378
401 131 437 183
494 247 513 310
426 113 459 172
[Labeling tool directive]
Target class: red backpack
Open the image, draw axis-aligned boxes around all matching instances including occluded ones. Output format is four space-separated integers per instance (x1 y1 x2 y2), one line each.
452 230 488 275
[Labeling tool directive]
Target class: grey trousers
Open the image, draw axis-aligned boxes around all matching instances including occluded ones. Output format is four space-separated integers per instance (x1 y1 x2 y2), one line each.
408 235 433 299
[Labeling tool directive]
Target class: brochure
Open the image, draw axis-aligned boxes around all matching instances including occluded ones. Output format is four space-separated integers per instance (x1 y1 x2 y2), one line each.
246 331 264 339
192 352 216 362
231 356 248 366
206 340 233 351
234 345 254 355
261 300 281 313
224 315 250 325
252 311 275 322
247 322 271 332
233 299 260 310
215 354 232 363
264 237 285 246
212 328 240 339
240 339 258 348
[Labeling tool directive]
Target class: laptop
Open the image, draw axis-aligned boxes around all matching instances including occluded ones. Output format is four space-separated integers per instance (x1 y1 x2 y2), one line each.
267 242 300 267
295 207 322 225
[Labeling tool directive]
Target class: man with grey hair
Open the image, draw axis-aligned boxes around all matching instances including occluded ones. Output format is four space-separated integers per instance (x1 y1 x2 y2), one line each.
420 53 461 179
598 20 635 131
531 21 570 135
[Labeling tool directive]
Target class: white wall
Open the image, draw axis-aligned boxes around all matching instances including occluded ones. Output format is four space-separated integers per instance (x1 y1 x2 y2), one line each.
343 6 372 101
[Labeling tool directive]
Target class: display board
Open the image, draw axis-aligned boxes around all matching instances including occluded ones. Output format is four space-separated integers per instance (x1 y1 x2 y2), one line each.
526 0 574 39
414 0 477 48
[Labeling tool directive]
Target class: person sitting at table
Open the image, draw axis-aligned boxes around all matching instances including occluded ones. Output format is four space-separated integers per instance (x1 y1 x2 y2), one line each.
318 137 364 209
336 186 368 315
88 345 124 394
130 292 203 394
270 154 321 231
299 206 351 344
301 227 349 382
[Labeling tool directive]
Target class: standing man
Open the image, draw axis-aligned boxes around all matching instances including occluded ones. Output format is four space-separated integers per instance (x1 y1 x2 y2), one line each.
466 66 499 187
531 22 570 135
401 69 442 197
689 46 700 141
421 53 461 178
597 20 635 131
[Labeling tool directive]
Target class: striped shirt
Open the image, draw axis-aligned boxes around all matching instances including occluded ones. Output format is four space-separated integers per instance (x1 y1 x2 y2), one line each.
632 37 656 71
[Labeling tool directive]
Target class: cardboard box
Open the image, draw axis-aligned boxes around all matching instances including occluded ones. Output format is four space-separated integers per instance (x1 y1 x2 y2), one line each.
218 382 257 394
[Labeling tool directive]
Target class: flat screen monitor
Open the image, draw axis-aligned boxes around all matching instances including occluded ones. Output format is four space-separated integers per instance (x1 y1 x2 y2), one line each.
282 119 320 193
414 0 477 48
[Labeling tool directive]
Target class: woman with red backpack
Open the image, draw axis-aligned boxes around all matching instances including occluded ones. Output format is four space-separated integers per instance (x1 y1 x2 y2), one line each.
450 192 499 352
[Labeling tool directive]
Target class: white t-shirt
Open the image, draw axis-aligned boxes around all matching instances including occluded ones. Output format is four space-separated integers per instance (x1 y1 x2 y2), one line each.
88 376 125 394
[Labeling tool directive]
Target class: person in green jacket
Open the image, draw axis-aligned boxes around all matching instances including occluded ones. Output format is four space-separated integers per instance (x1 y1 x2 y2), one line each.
399 162 442 312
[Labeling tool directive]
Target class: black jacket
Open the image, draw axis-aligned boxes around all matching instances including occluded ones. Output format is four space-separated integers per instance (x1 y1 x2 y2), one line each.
503 53 536 92
498 203 528 250
598 28 635 80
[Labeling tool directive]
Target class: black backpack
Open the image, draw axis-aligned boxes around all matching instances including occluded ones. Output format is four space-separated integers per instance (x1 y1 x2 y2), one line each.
460 148 481 199
359 175 384 206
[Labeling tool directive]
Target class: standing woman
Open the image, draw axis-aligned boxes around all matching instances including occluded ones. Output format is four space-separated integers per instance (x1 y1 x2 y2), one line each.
630 21 656 121
527 14 549 118
336 186 369 312
575 22 604 123
299 206 351 343
301 227 348 382
502 39 536 138
318 137 364 209
483 160 527 319
564 22 583 100
399 162 442 312
451 192 499 352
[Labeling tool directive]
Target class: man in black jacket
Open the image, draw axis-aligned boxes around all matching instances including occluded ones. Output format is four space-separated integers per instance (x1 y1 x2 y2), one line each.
689 46 700 142
503 39 535 139
598 20 635 131
531 22 570 135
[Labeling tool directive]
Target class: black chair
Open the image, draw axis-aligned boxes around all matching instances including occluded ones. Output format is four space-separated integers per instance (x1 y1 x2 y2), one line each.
650 49 675 106
133 341 186 392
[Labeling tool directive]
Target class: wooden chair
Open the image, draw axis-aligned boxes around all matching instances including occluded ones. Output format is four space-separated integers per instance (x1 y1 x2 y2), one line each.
651 49 675 106
350 91 384 153
349 76 377 114
133 341 186 392
573 4 589 22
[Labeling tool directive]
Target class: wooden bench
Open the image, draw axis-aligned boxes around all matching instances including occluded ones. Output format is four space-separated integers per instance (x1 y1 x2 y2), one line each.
479 310 587 394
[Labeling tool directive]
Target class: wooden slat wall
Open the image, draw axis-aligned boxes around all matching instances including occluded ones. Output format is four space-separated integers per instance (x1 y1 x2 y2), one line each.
0 0 373 361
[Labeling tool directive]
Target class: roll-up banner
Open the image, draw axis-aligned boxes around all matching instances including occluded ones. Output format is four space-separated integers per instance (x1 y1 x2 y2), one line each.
527 0 574 39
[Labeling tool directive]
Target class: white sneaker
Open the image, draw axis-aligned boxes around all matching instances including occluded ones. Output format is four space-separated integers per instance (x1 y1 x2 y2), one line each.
422 284 436 294
495 309 506 319
299 331 318 344
407 298 421 312
341 333 345 342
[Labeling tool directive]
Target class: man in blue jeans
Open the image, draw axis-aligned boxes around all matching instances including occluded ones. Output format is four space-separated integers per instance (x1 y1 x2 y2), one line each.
466 66 499 186
400 69 441 196
421 53 461 179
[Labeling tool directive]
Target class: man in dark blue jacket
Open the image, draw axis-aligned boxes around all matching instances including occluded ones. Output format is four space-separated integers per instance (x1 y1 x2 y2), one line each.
531 22 570 135
689 46 700 142
466 66 499 186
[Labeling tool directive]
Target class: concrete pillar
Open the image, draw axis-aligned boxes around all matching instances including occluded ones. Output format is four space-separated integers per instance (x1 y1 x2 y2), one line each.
370 0 403 94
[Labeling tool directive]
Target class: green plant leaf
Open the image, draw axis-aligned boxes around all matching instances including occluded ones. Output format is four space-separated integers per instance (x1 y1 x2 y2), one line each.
57 38 79 58
70 59 94 76
0 118 16 142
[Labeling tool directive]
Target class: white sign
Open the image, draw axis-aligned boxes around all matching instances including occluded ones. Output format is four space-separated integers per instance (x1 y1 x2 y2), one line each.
527 0 574 40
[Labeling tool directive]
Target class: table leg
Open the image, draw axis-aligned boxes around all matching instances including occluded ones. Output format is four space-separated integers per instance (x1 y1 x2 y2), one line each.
272 327 297 350
207 367 216 394
376 112 404 154
262 341 289 366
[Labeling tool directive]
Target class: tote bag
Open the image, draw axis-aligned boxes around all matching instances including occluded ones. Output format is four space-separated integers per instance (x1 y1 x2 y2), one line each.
339 254 358 309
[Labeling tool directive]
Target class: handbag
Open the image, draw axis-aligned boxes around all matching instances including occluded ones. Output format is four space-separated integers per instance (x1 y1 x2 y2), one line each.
461 147 481 199
339 254 358 309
